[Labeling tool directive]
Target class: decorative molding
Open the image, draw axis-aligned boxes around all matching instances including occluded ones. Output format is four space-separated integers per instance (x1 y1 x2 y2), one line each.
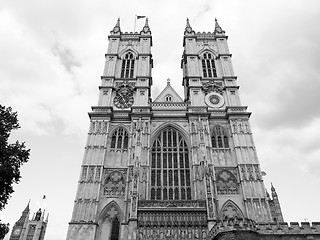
215 169 239 195
103 169 127 197
138 200 206 209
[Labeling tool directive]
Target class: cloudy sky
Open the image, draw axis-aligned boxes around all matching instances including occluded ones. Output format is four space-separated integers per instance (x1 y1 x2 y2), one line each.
1 0 320 239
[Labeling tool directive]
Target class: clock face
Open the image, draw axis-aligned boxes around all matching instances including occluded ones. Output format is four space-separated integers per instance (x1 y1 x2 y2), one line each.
13 228 21 236
113 93 134 108
114 84 134 108
204 92 224 108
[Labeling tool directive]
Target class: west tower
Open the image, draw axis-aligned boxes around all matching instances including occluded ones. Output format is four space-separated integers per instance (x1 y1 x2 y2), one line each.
66 18 292 240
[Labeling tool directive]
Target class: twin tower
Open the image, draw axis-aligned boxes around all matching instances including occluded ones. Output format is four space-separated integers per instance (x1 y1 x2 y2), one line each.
65 18 286 240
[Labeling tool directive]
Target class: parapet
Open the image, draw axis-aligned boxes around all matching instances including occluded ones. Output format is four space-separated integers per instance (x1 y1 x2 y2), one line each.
208 218 320 240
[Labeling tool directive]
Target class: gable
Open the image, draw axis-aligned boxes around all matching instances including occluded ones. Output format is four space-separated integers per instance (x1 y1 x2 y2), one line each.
153 80 183 102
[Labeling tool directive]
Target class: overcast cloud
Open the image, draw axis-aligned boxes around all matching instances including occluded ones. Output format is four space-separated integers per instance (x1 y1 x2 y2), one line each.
1 0 320 239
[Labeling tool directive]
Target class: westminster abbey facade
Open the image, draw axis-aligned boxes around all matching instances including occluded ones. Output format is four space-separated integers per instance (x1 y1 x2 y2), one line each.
65 18 320 240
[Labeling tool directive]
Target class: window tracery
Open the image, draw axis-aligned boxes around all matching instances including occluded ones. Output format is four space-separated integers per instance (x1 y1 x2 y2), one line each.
216 170 238 195
201 53 217 78
120 52 135 78
104 171 126 197
110 128 129 152
211 125 229 149
150 127 191 200
220 200 244 220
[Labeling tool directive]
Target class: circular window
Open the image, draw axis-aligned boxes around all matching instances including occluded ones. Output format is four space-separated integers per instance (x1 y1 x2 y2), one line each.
204 92 224 108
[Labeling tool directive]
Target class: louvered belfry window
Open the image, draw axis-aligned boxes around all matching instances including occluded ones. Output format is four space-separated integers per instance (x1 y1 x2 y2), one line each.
150 127 191 200
211 125 229 149
202 53 217 78
120 52 135 78
110 128 129 151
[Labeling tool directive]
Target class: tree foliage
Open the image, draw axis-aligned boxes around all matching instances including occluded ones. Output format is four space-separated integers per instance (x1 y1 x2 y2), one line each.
0 105 30 238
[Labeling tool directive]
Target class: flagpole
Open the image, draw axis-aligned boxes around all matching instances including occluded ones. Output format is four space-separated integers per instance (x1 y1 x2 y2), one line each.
134 15 137 32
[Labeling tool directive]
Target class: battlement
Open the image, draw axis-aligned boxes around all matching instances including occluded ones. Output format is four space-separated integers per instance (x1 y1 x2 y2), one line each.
208 218 320 239
257 221 320 235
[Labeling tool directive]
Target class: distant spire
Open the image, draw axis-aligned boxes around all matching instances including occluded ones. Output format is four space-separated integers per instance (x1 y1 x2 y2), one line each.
17 201 31 224
184 18 194 35
23 200 30 213
214 18 223 34
141 17 151 34
186 18 191 28
111 18 121 34
115 17 120 28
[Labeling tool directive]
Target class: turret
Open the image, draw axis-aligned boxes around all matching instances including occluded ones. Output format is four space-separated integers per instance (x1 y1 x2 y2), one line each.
110 18 121 35
269 183 284 222
214 18 225 35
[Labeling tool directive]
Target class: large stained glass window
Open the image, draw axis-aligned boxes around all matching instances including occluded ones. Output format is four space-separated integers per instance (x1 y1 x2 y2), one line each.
150 127 191 200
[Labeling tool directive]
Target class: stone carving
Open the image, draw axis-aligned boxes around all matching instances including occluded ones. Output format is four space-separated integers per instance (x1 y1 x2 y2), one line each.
202 80 223 95
254 165 261 180
107 207 118 220
137 211 208 240
231 119 250 134
113 81 135 108
216 170 239 195
103 170 127 197
247 165 254 181
95 167 101 181
220 200 244 220
138 200 206 208
239 164 261 181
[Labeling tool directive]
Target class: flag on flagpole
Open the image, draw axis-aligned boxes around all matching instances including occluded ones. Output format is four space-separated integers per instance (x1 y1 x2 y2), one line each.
43 195 46 199
137 15 146 19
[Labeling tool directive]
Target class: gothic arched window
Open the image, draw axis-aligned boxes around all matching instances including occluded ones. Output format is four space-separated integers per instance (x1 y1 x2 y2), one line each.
110 217 120 240
211 125 229 149
150 127 191 200
120 52 135 78
202 53 217 78
110 128 129 151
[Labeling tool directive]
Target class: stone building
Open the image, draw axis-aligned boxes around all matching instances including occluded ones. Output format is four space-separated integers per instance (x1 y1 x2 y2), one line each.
65 18 320 240
8 202 48 240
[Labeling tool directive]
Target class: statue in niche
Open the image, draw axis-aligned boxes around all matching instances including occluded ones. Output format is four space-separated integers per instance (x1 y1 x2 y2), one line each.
202 230 207 238
191 122 196 133
194 228 199 239
35 208 42 221
131 122 136 135
160 230 164 239
232 121 237 133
